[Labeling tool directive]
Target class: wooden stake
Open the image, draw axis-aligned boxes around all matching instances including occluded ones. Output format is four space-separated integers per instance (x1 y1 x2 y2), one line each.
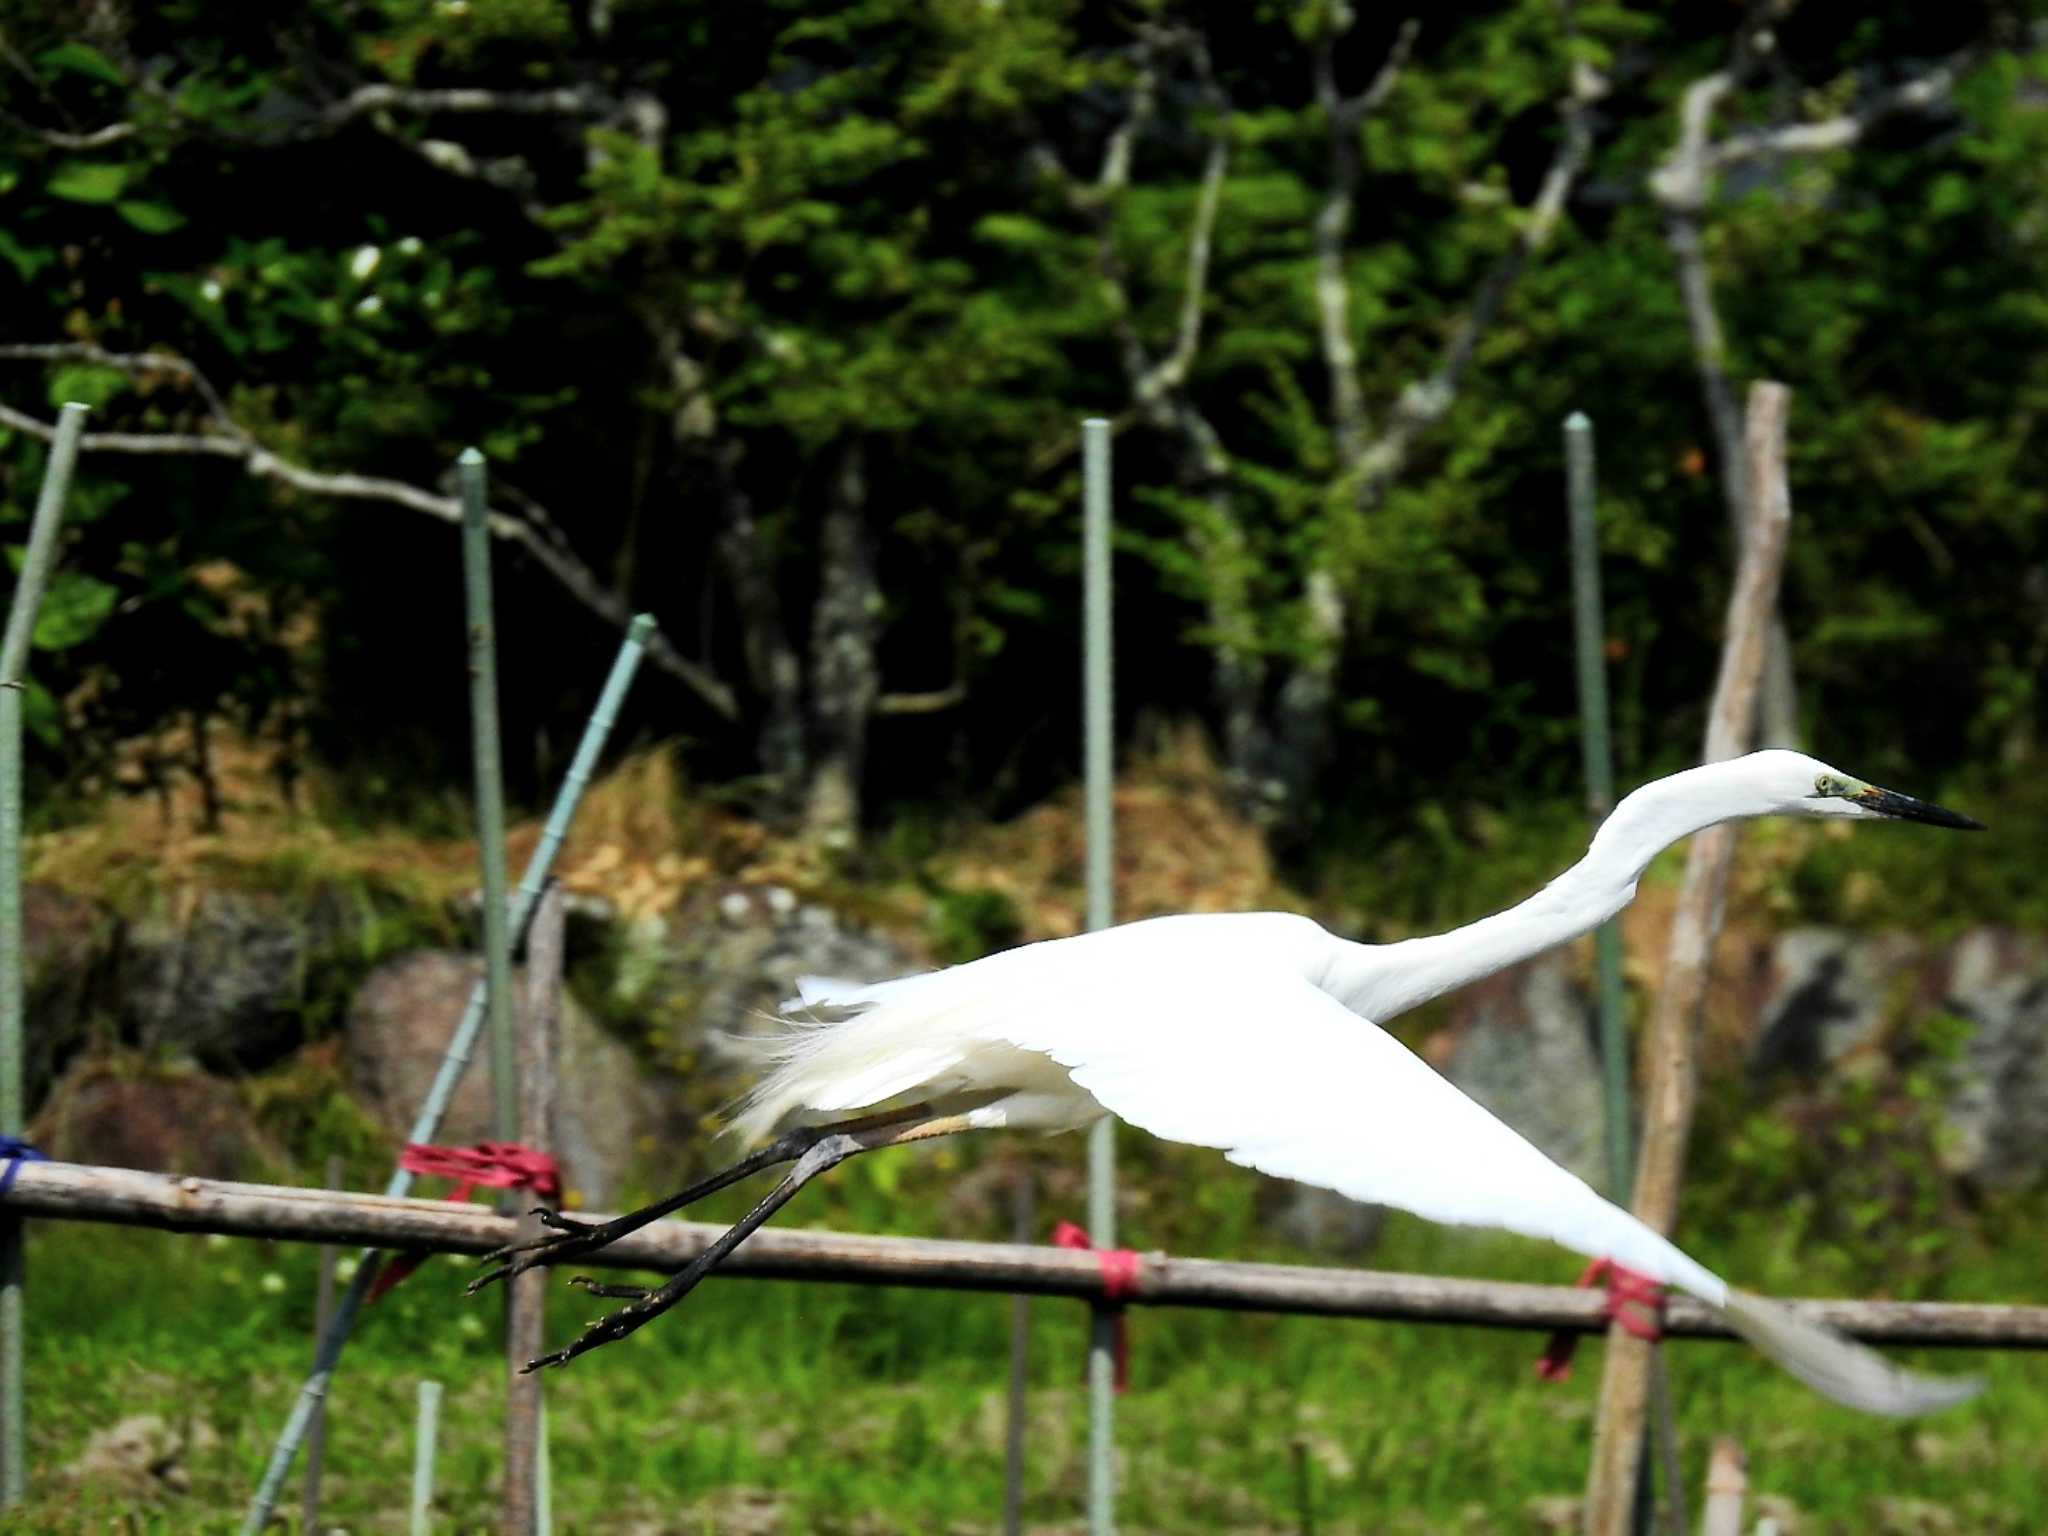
503 884 563 1536
1582 381 1794 1536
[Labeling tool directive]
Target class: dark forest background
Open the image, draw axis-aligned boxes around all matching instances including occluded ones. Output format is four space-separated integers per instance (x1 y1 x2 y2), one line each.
3 0 2045 860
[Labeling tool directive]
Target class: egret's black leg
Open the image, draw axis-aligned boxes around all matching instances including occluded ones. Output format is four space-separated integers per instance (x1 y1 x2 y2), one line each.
466 1101 933 1295
523 1111 977 1371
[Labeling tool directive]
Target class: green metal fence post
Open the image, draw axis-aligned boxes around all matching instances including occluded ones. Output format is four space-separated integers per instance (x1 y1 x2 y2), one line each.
1081 416 1117 1536
0 401 88 1508
460 450 518 1147
1564 412 1634 1201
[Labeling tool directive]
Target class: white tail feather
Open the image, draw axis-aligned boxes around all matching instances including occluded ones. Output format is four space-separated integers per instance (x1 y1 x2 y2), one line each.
1718 1291 1983 1416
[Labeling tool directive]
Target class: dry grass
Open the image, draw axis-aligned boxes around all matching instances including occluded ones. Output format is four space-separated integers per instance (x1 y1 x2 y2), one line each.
939 720 1304 941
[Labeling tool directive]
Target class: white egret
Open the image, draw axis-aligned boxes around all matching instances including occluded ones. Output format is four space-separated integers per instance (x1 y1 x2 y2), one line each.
476 749 1985 1411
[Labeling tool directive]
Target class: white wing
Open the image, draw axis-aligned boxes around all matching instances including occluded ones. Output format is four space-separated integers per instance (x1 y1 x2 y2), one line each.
1019 965 1978 1416
759 923 1978 1416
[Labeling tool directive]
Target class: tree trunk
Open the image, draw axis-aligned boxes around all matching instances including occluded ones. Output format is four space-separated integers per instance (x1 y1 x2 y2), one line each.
710 448 807 817
803 441 880 852
1266 568 1345 831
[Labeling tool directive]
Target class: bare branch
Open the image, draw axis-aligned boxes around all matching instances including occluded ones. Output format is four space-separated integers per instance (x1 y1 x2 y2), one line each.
1323 12 1420 127
1704 47 1979 178
1140 35 1231 403
0 342 243 437
0 110 135 149
874 683 966 716
1313 15 1421 465
319 83 615 131
1648 71 1740 212
1049 30 1235 438
0 381 736 720
1343 58 1600 501
1095 39 1162 198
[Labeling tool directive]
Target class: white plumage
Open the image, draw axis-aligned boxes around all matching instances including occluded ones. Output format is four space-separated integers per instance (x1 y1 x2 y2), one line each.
734 751 1986 1416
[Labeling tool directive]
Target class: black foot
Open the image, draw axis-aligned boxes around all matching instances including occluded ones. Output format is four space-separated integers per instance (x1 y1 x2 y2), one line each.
566 1274 651 1300
468 1208 615 1294
521 1255 719 1372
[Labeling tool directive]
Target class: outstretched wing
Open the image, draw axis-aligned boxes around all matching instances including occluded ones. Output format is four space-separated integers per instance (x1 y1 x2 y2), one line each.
986 960 1730 1298
956 953 1977 1417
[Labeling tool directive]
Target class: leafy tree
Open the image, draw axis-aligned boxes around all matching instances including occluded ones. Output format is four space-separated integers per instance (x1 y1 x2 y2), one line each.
0 0 2043 853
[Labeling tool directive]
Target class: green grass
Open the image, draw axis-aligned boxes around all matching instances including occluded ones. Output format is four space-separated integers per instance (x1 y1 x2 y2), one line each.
17 1144 2047 1535
20 773 2048 1531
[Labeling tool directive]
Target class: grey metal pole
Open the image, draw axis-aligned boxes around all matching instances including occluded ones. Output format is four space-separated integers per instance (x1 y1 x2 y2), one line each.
460 450 518 1146
301 1154 343 1533
0 401 87 1509
1081 416 1117 1536
1564 412 1634 1203
240 614 656 1534
411 1379 443 1536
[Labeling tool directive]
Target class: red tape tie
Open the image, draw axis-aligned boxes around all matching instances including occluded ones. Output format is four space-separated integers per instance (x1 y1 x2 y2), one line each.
1535 1258 1666 1382
1052 1219 1140 1392
369 1142 563 1303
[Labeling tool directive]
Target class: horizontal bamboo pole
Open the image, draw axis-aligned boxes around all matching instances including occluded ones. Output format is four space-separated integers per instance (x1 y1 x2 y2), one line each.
10 1160 2044 1350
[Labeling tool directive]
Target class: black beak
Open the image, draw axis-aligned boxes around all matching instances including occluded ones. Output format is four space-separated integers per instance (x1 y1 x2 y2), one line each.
1853 786 1986 831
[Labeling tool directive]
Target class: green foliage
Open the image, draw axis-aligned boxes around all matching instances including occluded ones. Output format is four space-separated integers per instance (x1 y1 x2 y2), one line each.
925 881 1024 964
0 0 2045 841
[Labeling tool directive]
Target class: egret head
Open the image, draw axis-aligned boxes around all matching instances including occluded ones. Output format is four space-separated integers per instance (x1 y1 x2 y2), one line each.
1744 749 1984 829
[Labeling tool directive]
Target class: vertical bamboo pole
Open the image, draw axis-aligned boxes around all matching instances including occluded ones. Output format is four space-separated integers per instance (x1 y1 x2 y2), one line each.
1081 416 1117 1536
412 1379 443 1536
0 400 87 1509
503 883 563 1536
460 450 518 1146
301 1154 344 1531
1582 382 1793 1536
1564 413 1634 1202
242 615 656 1534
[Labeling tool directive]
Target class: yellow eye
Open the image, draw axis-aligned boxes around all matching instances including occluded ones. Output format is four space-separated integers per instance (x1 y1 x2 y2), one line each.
1813 774 1842 797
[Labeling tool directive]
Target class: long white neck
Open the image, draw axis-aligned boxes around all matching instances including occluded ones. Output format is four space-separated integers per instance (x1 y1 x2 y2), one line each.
1321 762 1768 1022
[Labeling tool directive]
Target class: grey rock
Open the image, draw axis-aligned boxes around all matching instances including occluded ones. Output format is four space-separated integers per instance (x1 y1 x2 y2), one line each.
61 1412 219 1500
1441 952 1607 1187
1751 928 1923 1078
611 885 915 1072
1265 1180 1385 1255
116 886 360 1071
31 1055 283 1179
23 883 114 1107
345 950 654 1206
1937 927 2048 1187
